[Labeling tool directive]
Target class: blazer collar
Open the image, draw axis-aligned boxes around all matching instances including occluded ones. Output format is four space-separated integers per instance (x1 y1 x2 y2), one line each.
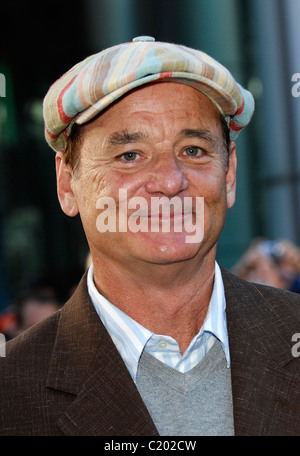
46 272 158 436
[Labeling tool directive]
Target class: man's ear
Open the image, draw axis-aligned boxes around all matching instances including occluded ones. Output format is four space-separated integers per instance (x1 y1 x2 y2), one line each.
226 141 237 210
55 151 79 217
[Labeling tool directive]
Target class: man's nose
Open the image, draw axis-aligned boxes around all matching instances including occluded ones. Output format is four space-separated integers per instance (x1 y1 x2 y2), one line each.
145 154 189 197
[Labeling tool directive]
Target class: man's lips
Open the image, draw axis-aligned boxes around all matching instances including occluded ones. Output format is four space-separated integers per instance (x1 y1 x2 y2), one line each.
133 211 194 219
128 213 197 230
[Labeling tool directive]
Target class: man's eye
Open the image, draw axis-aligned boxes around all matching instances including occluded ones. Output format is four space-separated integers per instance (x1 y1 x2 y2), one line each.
184 147 202 157
120 152 139 161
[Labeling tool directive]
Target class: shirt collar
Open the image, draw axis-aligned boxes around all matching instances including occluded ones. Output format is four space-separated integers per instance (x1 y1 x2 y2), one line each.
87 262 230 381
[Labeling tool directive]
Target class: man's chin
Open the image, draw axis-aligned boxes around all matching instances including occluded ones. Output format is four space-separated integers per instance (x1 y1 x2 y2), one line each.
128 231 203 264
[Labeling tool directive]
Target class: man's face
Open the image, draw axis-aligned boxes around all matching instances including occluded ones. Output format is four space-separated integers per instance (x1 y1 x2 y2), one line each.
57 82 236 269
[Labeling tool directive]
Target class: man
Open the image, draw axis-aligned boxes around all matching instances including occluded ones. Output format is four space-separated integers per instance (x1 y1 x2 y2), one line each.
1 36 300 436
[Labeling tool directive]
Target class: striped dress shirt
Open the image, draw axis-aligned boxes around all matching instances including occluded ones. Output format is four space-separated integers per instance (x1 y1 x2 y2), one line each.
87 262 230 382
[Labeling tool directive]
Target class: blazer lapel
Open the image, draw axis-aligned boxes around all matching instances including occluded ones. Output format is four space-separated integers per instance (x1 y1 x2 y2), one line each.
222 268 300 436
46 273 158 436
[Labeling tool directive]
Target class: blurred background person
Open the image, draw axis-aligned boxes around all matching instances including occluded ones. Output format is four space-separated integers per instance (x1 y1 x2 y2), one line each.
231 237 300 292
13 287 61 336
0 271 83 339
3 282 61 340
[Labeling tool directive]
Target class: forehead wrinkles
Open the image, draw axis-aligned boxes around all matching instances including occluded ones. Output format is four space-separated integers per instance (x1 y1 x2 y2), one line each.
121 87 222 141
78 83 224 154
106 108 219 148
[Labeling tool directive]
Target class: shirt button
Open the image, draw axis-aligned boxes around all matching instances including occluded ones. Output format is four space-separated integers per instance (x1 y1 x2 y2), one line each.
159 342 168 348
132 36 155 42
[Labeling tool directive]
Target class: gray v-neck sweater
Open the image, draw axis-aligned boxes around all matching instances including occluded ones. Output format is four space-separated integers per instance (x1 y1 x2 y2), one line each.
136 338 234 436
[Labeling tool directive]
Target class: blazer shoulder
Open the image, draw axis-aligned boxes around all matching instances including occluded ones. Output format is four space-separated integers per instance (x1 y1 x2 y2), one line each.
1 309 61 375
253 280 300 306
222 266 300 306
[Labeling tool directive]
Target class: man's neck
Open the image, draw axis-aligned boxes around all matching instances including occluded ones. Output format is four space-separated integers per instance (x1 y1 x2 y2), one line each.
92 251 216 353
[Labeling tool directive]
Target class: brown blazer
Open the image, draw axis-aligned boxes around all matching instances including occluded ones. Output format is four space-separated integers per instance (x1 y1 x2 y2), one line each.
0 268 300 436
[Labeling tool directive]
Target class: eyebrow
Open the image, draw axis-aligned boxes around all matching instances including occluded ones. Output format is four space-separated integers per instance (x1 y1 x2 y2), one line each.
179 129 220 147
106 130 148 146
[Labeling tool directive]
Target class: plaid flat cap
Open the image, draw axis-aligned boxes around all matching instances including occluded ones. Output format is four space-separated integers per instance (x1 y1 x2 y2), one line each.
43 36 254 152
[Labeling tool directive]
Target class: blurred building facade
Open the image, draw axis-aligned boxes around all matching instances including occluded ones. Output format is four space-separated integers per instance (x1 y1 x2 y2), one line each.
1 0 300 309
